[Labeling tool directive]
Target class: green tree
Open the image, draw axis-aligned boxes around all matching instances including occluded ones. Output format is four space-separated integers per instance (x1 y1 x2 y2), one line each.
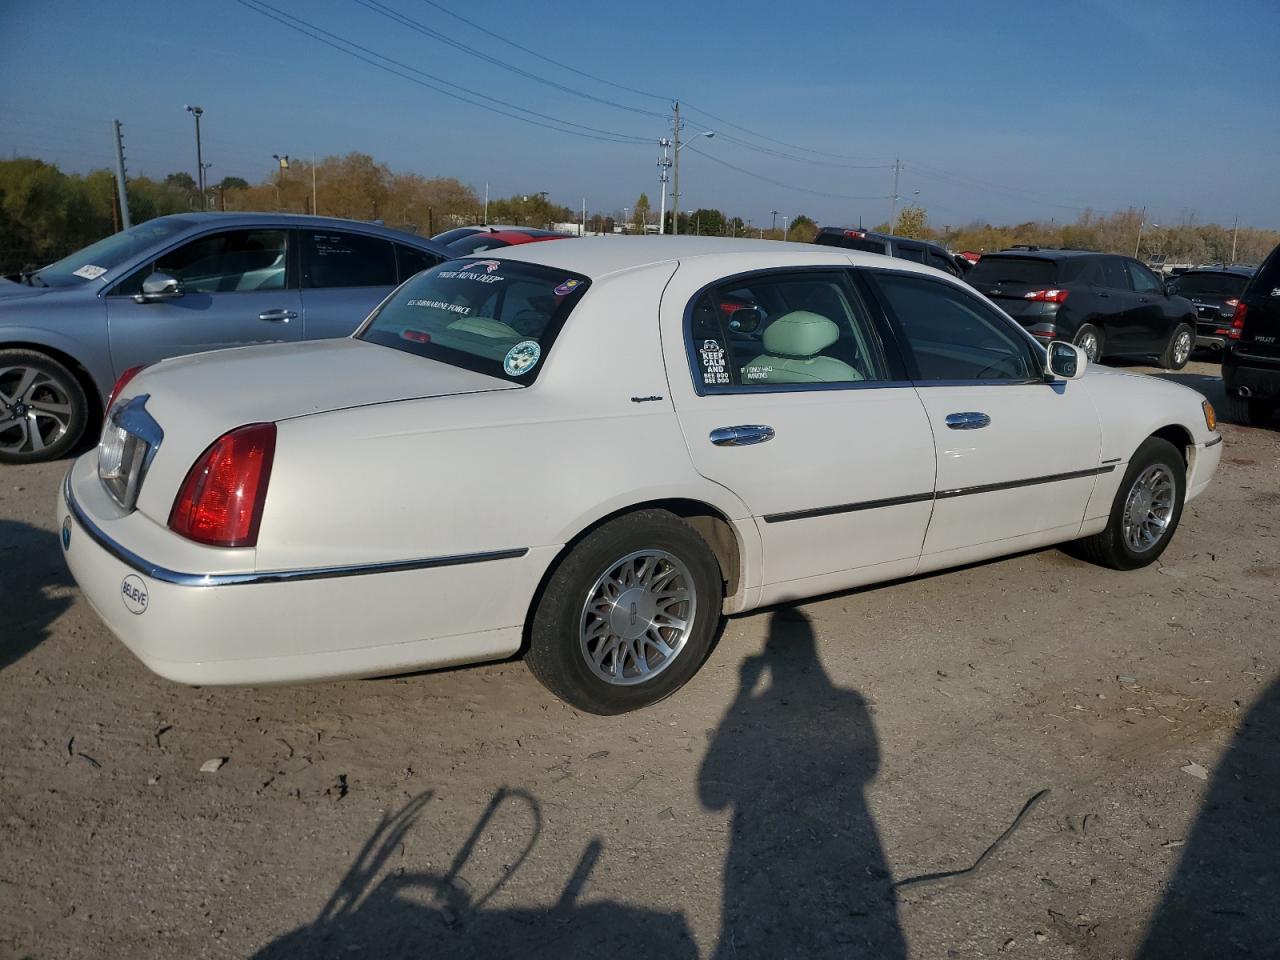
633 192 651 232
893 204 929 238
688 208 725 236
164 172 196 192
788 214 818 243
218 176 249 191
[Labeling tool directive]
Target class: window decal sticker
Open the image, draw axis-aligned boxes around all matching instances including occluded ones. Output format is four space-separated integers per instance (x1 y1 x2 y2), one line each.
503 340 541 377
554 278 582 296
699 339 730 386
72 264 107 280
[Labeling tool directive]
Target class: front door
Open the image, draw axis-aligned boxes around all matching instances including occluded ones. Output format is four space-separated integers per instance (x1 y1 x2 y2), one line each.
863 269 1101 559
1125 258 1173 353
105 228 302 372
662 264 937 597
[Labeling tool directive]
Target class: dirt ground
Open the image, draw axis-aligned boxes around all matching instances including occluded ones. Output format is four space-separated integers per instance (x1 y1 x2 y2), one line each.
2 359 1278 960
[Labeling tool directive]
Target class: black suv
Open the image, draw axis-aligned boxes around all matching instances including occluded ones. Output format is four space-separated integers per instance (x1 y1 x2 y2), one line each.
814 228 968 277
1167 266 1254 354
1222 243 1280 426
964 248 1198 368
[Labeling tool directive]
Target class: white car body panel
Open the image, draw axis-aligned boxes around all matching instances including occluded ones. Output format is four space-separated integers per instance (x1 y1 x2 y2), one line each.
57 238 1222 687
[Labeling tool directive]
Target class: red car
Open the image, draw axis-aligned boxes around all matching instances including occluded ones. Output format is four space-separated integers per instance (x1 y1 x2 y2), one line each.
445 228 570 256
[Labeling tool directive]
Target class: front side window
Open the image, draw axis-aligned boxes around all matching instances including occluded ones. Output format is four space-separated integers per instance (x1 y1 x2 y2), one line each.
1126 259 1162 294
868 271 1037 382
113 229 288 296
689 271 888 390
302 231 396 288
357 259 589 383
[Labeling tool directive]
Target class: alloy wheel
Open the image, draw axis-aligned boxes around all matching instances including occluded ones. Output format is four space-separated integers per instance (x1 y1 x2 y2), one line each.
1122 463 1176 552
0 365 74 456
1077 331 1100 362
1173 330 1192 366
578 549 696 686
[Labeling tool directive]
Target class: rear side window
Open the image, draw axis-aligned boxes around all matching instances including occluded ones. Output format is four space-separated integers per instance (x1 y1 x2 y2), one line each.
302 231 396 288
688 271 888 390
1100 257 1130 290
358 259 589 383
869 271 1037 382
927 250 959 276
894 243 927 264
966 256 1057 287
395 243 442 281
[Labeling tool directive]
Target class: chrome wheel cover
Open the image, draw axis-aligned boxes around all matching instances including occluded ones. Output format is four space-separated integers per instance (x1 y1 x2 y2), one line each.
1122 464 1176 553
1173 330 1192 366
0 365 74 455
579 549 696 686
1077 330 1100 362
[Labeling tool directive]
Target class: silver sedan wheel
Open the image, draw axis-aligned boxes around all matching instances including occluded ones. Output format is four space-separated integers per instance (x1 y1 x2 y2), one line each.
579 549 696 686
1172 329 1193 366
0 365 74 456
1076 330 1101 362
1122 464 1176 553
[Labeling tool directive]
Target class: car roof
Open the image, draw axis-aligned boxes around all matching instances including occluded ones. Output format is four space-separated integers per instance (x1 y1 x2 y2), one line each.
982 248 1099 260
153 212 449 252
462 235 944 281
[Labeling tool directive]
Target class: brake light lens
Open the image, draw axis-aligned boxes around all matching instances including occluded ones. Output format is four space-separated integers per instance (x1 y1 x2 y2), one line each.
843 229 867 238
168 423 276 548
105 364 149 417
1229 302 1248 340
1023 288 1070 303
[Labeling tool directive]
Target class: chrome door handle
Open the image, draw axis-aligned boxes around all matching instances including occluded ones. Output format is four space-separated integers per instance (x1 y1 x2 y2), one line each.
258 309 297 323
710 424 775 446
945 411 991 430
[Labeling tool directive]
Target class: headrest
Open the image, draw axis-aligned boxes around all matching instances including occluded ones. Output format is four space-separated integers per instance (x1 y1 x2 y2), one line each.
761 311 840 358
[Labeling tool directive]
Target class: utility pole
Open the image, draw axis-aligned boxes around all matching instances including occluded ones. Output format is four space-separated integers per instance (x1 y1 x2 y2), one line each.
483 182 489 224
1134 205 1147 258
783 216 790 241
111 119 131 229
657 137 671 235
312 154 318 216
581 197 586 237
670 100 682 235
185 106 204 209
1231 214 1239 263
888 157 901 229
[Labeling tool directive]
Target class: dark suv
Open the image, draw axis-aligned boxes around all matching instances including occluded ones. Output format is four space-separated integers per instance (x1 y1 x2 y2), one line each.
1222 243 1280 426
964 248 1198 368
814 228 968 277
1167 266 1254 354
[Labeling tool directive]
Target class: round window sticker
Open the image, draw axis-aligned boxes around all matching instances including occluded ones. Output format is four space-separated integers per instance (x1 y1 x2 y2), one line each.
554 278 581 296
503 340 542 377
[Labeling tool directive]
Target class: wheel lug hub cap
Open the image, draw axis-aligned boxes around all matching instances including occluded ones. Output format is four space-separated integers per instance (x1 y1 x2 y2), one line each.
13 401 27 416
609 587 657 641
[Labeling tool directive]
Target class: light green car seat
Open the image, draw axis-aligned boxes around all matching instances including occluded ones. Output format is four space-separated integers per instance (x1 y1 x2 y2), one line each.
741 311 862 384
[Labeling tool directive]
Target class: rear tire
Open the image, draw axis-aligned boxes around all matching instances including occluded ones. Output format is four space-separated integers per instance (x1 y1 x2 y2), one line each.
1069 437 1186 570
1161 323 1195 370
1225 393 1276 427
1074 324 1104 363
526 510 723 715
0 349 89 464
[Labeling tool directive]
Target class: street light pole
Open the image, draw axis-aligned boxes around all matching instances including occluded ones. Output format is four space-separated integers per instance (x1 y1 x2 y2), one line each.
782 216 790 241
185 105 204 209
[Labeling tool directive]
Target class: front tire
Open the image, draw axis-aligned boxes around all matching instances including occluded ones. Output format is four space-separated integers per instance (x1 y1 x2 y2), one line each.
526 510 723 715
1069 437 1186 570
1161 323 1195 370
0 349 89 464
1074 324 1104 363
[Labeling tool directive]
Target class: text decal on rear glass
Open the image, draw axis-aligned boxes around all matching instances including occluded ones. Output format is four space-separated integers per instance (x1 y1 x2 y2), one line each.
406 299 472 316
436 260 505 284
699 339 730 385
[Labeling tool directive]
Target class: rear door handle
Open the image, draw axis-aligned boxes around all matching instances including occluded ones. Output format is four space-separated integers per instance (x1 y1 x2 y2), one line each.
945 412 991 430
710 425 775 446
259 309 297 323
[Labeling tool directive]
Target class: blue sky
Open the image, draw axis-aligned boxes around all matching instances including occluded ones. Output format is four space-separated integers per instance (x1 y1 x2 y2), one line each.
2 0 1277 228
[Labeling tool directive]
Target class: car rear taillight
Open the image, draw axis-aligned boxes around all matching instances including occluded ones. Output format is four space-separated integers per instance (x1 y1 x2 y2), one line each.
1229 302 1248 340
105 364 149 417
843 229 867 238
1023 288 1070 303
168 423 276 548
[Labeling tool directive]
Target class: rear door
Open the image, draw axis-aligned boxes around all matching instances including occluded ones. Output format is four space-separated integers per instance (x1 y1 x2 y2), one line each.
662 264 936 597
1125 258 1173 352
863 269 1101 558
105 227 302 372
298 229 400 339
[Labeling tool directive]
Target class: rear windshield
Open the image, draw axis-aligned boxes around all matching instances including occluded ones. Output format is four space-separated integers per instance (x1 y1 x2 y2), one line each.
448 234 515 255
815 232 888 254
1172 272 1249 299
357 258 589 383
966 256 1057 287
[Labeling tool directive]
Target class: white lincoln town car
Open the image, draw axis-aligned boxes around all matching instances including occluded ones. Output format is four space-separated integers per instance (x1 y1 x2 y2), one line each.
58 238 1221 714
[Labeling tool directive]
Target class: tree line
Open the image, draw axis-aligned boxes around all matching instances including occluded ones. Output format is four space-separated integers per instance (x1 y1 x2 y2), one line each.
1 152 1275 275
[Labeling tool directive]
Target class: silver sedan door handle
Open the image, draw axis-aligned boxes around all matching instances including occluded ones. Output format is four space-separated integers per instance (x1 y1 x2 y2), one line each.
710 424 775 446
258 309 297 323
945 411 991 430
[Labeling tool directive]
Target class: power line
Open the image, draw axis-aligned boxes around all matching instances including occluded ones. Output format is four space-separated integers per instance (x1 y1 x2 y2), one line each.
681 142 889 203
680 102 894 165
706 129 895 170
236 0 650 144
907 163 1092 214
352 0 667 119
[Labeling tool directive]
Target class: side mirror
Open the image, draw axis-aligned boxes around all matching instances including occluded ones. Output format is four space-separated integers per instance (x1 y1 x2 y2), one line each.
1163 280 1178 297
1046 340 1087 381
727 307 763 334
134 271 183 303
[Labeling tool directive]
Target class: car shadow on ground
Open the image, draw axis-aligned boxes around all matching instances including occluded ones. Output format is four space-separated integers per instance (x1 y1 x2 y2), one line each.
1136 674 1280 957
0 519 72 672
253 609 905 958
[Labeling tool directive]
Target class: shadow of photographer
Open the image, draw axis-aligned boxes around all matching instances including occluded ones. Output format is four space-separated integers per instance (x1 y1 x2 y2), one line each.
698 608 906 958
0 519 72 672
1138 674 1280 957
